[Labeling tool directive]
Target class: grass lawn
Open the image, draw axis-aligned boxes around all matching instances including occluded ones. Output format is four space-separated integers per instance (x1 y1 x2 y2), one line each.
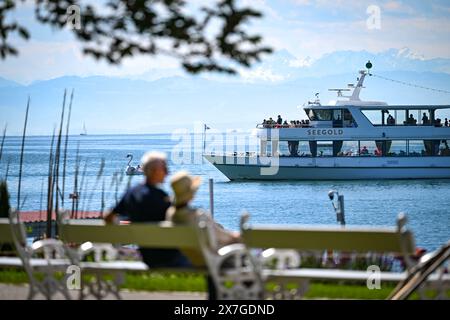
0 268 400 299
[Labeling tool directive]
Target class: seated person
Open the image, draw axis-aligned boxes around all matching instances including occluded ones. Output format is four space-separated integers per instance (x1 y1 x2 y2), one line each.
360 146 369 155
104 151 190 268
374 148 382 156
166 171 242 301
166 171 241 249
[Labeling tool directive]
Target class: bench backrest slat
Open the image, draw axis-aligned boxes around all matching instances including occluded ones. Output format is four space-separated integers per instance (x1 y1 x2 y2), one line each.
59 220 201 249
243 226 415 254
0 219 13 243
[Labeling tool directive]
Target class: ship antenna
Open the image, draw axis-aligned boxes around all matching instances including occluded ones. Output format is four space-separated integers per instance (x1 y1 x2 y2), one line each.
350 61 372 101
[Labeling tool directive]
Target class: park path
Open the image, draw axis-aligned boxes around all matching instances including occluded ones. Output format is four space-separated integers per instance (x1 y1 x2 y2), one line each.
0 283 206 300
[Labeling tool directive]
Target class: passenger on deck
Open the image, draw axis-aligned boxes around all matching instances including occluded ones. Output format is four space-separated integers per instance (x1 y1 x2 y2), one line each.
387 114 395 125
408 114 417 125
445 118 448 127
422 113 429 125
277 115 283 125
435 118 442 127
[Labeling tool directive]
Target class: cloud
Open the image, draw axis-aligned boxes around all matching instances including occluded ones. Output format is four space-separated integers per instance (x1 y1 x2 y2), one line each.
291 0 311 5
288 56 313 67
239 67 285 82
2 0 450 83
0 39 181 84
240 0 282 20
382 1 416 14
250 0 450 62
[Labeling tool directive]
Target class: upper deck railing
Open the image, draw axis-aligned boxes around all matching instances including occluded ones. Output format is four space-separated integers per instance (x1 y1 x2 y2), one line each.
256 120 450 129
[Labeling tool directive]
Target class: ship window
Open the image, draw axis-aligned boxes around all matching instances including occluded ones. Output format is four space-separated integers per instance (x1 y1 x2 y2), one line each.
279 141 289 156
358 141 377 156
439 140 450 156
387 140 407 157
342 109 357 127
361 110 382 125
317 141 333 156
343 109 353 121
298 141 312 156
408 140 425 156
333 110 342 121
397 110 407 126
311 109 332 121
333 110 343 128
337 141 359 157
434 110 447 126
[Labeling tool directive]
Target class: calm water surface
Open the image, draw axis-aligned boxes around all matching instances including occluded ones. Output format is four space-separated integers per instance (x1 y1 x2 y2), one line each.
1 134 449 250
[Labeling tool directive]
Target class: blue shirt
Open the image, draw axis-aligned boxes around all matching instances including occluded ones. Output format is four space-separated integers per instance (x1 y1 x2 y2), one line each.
113 183 190 268
114 183 170 222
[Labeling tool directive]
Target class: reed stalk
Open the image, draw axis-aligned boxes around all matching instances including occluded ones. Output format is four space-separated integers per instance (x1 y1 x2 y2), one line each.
17 97 30 214
83 158 105 213
4 158 10 181
46 128 56 238
71 142 80 218
39 177 44 238
76 159 89 218
53 90 66 228
0 124 6 163
100 178 105 217
61 89 73 207
115 171 125 205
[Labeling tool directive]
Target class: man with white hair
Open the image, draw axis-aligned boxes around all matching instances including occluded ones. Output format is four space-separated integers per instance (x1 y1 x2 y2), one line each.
104 151 190 268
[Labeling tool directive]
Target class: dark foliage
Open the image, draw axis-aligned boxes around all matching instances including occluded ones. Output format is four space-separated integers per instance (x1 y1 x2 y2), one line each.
0 0 272 74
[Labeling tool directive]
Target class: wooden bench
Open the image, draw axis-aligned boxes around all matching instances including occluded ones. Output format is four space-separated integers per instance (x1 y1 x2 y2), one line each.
209 213 449 299
58 217 209 299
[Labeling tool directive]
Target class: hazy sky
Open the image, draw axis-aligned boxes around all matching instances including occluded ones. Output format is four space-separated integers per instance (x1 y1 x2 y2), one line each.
1 0 450 84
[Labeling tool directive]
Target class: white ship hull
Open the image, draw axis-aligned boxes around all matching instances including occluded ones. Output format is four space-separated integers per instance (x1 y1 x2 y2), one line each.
204 155 450 180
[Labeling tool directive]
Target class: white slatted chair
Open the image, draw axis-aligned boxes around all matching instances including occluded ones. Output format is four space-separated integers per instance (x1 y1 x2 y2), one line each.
196 214 265 300
6 210 73 299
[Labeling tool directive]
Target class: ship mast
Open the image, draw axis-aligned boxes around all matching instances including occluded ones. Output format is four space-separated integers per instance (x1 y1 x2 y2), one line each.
350 70 367 101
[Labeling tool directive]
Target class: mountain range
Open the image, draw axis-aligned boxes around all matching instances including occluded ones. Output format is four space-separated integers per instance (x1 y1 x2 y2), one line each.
1 48 450 135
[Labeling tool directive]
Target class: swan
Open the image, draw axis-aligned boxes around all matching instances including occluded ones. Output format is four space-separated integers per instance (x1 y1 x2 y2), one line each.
125 153 144 175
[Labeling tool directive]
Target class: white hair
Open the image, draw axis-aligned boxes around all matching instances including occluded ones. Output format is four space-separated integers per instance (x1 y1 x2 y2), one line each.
141 151 167 176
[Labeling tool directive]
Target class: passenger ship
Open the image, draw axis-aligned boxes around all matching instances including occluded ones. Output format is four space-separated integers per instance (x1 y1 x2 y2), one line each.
204 64 450 180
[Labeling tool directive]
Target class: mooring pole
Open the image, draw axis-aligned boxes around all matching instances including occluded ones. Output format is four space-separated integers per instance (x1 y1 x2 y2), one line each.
337 194 345 226
209 178 214 218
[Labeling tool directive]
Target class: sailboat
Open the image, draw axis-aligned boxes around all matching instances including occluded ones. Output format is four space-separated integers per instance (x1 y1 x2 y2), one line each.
80 122 87 136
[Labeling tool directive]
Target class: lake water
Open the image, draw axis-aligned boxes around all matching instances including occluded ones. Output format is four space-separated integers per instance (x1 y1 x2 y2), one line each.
1 134 449 251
